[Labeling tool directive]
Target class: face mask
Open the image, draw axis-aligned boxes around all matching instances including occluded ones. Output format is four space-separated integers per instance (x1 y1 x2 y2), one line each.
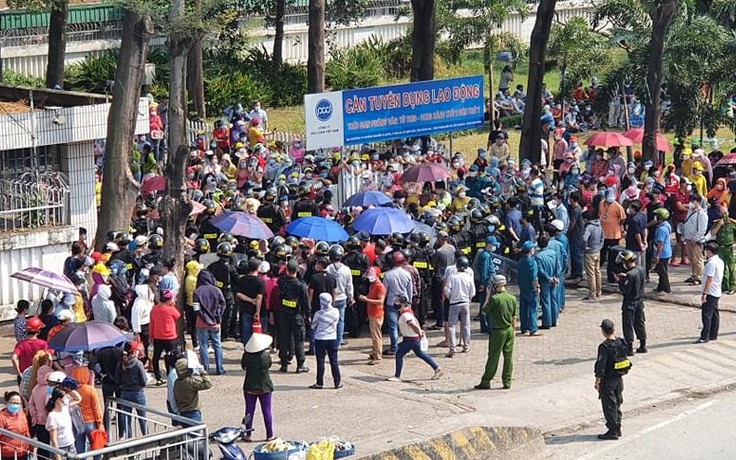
6 403 21 415
695 170 702 175
627 208 635 215
688 203 695 211
458 192 467 199
595 154 602 160
687 185 693 192
547 200 557 209
305 173 313 180
351 161 360 168
468 171 478 178
628 168 635 174
367 276 377 283
565 159 573 164
572 168 580 175
606 196 615 204
371 155 379 161
717 184 724 190
599 190 606 196
47 386 55 396
452 162 460 169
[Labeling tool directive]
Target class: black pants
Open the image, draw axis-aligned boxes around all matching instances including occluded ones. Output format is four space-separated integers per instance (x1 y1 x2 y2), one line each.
278 313 305 368
152 338 179 381
655 258 671 293
102 383 120 434
222 296 234 339
601 239 619 283
418 278 430 326
347 301 366 338
622 301 647 347
184 304 198 349
314 339 341 387
431 278 445 326
701 294 720 341
139 323 150 365
32 424 51 460
599 377 624 431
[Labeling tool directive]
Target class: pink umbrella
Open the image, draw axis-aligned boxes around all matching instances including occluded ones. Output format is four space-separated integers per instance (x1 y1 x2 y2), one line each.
623 128 673 152
583 132 634 148
11 267 77 294
149 200 206 219
401 163 453 183
716 153 736 166
140 175 167 195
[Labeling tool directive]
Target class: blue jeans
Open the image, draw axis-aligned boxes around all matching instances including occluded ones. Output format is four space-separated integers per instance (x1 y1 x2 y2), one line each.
570 240 584 278
334 299 347 345
74 422 100 459
386 305 399 352
314 339 341 387
198 328 224 373
118 389 148 438
179 410 202 423
519 293 538 333
241 313 254 348
394 338 438 378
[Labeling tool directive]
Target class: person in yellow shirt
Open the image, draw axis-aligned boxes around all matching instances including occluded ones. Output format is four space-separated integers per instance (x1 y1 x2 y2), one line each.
248 118 264 146
450 186 471 212
221 154 238 180
680 149 693 178
184 260 203 349
689 162 708 197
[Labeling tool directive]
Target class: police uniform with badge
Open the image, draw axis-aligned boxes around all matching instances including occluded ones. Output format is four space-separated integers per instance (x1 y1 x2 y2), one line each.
615 250 648 355
594 318 631 440
277 260 311 373
469 208 489 260
411 231 434 326
257 189 287 234
207 242 240 340
198 200 221 249
449 216 473 257
293 186 318 219
112 234 139 283
343 237 370 337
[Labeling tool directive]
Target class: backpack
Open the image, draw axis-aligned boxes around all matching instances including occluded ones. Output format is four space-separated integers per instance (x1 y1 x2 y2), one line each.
612 338 632 376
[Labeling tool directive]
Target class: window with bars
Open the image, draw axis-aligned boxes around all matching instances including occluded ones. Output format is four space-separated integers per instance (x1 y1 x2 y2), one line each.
0 146 70 232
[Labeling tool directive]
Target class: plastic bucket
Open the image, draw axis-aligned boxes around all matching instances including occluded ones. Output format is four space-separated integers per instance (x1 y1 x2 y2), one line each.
253 441 307 460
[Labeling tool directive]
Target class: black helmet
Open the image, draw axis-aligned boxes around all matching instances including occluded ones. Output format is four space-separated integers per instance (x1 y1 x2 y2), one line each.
347 235 361 250
470 208 484 223
219 232 235 244
117 232 131 245
328 244 345 261
299 185 310 197
264 188 276 202
136 204 149 217
417 231 431 245
315 241 330 256
271 235 285 247
195 238 210 254
285 236 299 250
237 259 250 275
217 242 233 257
148 234 164 249
273 245 287 259
389 232 405 248
448 216 463 232
358 231 371 242
402 248 415 262
456 256 470 270
468 197 481 210
203 199 216 215
435 221 449 233
105 230 118 242
409 233 421 245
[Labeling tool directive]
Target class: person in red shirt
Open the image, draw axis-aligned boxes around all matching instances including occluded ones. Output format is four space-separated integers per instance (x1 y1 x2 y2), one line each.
149 289 182 385
670 179 692 266
359 267 385 365
212 120 230 152
11 317 48 384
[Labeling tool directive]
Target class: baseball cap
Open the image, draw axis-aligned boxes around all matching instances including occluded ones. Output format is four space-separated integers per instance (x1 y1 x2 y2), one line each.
259 261 270 274
600 319 615 333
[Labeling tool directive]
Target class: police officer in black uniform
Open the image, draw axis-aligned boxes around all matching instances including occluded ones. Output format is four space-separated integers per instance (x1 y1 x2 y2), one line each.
112 233 138 283
257 188 287 234
142 234 164 268
614 250 648 355
132 206 150 236
411 231 434 326
277 259 311 373
343 236 370 337
293 185 318 219
449 216 472 257
468 208 488 259
199 200 221 249
193 238 210 263
594 318 631 440
208 242 239 340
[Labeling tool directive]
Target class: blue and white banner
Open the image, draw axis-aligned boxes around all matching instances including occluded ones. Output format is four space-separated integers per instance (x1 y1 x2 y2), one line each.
304 75 485 150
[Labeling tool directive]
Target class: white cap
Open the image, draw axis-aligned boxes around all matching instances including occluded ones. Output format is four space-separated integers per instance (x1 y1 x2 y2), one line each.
551 219 564 231
259 261 270 274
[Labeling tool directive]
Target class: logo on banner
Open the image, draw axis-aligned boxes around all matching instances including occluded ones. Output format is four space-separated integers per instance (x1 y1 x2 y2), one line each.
315 99 333 122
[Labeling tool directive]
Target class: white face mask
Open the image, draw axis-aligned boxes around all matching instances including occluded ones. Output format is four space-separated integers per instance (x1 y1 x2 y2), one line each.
458 192 467 199
367 276 377 283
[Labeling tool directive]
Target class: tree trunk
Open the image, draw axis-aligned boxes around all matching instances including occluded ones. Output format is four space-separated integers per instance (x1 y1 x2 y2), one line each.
186 39 206 119
46 0 69 88
273 0 286 66
643 0 680 161
307 0 325 93
95 10 154 250
519 0 557 163
160 0 194 278
409 0 436 82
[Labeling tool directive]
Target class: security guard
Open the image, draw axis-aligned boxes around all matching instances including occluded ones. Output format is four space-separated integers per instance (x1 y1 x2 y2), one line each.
293 185 318 218
412 231 434 326
198 200 221 249
343 236 370 337
594 318 631 440
257 188 287 234
142 234 164 268
469 208 488 260
277 259 311 373
112 233 138 283
208 242 240 340
449 216 473 257
614 249 647 355
475 275 517 390
193 238 210 263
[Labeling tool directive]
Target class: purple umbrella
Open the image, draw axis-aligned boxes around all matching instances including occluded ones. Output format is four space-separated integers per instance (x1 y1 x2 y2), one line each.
11 267 77 294
211 211 275 240
48 320 129 352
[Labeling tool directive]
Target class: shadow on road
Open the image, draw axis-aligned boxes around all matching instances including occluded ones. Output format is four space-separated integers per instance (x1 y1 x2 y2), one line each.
545 433 601 445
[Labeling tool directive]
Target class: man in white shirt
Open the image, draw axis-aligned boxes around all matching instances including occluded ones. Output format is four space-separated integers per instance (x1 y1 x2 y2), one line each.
326 245 354 348
249 100 268 131
443 256 476 357
696 242 724 343
682 194 708 284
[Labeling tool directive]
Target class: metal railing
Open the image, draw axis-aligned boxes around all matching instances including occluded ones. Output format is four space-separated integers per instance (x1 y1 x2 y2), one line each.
0 398 207 460
0 171 70 232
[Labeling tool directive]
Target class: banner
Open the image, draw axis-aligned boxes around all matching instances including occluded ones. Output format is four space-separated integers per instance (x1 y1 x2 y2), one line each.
304 75 485 150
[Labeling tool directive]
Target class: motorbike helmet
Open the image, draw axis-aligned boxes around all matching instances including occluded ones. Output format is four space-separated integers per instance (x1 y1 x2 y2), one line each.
347 235 361 250
195 238 210 254
270 235 286 248
448 216 463 233
203 199 217 215
219 232 235 244
284 236 299 251
470 208 484 224
456 256 470 270
615 249 637 265
417 231 431 245
148 234 164 249
315 241 330 257
273 245 287 260
328 244 345 261
389 232 405 248
217 242 233 257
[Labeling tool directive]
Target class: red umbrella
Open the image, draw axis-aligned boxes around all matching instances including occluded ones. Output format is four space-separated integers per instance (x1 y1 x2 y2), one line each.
716 153 736 166
401 163 453 183
140 175 167 195
583 132 634 148
149 200 206 219
622 128 673 152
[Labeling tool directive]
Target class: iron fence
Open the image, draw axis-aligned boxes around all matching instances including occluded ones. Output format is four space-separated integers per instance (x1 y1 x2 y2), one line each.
0 171 70 232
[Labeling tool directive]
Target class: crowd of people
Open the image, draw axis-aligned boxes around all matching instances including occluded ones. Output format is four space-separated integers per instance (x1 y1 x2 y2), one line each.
6 92 736 451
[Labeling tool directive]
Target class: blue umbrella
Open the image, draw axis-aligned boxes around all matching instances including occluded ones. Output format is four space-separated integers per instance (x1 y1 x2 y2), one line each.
353 207 416 235
287 217 349 242
211 211 275 240
344 191 392 208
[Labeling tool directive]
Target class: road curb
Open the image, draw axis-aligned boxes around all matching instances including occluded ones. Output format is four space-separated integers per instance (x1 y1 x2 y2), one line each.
600 285 736 313
356 426 544 460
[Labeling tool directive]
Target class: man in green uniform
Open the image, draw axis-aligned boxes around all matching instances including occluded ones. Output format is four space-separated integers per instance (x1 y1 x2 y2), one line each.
712 203 736 294
594 318 631 440
474 274 518 390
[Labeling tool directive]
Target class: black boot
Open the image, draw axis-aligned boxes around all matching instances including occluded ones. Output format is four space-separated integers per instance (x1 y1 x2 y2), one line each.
597 429 619 440
636 340 648 353
617 425 622 437
626 343 634 356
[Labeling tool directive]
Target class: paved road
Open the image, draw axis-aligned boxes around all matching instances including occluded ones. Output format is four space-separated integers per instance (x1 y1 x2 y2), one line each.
545 388 736 459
